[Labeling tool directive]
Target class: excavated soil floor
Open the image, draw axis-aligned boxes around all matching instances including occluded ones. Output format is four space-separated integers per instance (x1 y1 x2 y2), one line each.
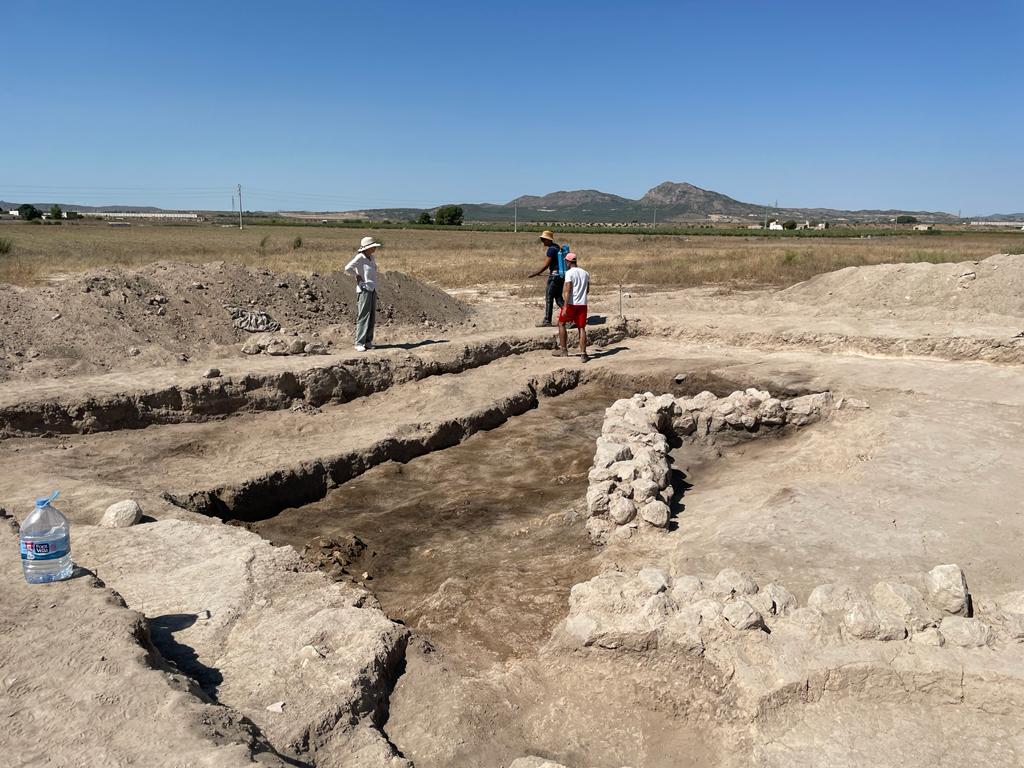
256 385 608 663
3 255 1024 768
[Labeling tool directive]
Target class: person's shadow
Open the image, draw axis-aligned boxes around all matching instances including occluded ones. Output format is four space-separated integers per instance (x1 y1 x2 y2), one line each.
371 339 449 350
585 345 629 360
149 613 224 697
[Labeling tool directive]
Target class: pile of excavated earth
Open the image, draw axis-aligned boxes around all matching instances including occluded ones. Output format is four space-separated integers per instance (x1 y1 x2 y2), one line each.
0 262 469 380
779 252 1024 320
2 251 1024 768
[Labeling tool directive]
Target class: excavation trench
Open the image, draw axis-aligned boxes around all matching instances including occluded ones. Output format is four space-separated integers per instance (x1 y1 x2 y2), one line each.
252 371 795 659
248 370 810 767
0 335 570 439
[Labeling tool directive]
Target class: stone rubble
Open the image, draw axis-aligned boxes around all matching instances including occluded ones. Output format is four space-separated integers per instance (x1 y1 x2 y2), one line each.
584 389 835 542
558 562 1014 656
241 334 332 356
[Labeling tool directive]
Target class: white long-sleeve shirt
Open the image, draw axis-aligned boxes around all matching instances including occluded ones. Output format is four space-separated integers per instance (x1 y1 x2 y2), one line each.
344 252 377 293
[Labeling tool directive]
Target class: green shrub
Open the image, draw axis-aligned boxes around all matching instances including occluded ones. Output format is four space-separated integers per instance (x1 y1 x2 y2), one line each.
0 237 12 254
18 204 42 221
435 204 464 226
259 235 270 253
292 236 303 250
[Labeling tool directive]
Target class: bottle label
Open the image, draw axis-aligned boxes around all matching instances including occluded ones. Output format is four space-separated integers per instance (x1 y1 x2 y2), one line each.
20 535 70 561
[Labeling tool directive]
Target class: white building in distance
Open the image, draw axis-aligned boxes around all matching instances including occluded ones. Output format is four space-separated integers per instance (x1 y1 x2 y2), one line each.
83 211 201 220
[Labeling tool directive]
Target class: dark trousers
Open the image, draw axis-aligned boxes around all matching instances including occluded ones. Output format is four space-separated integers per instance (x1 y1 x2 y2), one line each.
544 274 565 324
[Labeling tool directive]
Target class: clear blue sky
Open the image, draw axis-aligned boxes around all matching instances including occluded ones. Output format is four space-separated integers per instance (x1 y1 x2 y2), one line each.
4 0 1022 214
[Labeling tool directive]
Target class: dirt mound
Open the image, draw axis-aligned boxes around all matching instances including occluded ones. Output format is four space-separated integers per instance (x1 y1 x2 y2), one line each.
780 253 1024 320
0 261 470 380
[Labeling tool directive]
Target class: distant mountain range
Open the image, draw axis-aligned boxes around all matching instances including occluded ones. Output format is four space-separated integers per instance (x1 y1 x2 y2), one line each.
334 182 1017 225
4 183 1021 224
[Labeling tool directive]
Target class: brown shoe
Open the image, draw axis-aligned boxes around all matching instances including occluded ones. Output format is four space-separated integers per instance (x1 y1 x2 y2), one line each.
551 349 568 357
536 321 553 327
581 354 591 363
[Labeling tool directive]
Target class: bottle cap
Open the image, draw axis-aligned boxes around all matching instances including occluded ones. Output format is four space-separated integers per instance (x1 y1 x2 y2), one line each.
35 491 60 508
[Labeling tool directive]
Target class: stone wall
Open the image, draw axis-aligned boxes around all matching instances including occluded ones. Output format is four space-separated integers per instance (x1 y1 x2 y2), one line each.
584 389 837 543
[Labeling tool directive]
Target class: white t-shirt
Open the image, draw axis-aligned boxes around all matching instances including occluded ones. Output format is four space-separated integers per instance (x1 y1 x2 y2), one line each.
344 252 377 292
564 266 590 305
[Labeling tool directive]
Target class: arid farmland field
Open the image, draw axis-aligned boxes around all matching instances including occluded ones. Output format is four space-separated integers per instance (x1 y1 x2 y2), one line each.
0 221 1019 291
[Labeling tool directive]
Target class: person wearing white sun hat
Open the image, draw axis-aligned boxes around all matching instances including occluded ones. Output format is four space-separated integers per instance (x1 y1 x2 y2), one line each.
344 236 382 351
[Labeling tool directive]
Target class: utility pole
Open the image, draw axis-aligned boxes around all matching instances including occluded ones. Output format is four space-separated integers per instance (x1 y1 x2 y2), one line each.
514 204 518 233
653 205 657 228
237 184 243 230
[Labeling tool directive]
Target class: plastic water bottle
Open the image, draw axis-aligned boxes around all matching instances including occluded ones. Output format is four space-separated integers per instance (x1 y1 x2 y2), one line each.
20 491 73 584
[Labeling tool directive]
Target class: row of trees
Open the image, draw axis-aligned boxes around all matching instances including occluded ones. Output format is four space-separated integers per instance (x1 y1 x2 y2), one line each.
14 204 80 220
413 204 464 226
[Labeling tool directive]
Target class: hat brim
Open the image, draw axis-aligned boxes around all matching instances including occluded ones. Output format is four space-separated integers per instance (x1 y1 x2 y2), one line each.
358 242 382 252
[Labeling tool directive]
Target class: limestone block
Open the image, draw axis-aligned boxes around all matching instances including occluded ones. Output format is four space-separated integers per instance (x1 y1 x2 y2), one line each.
594 438 633 468
631 478 661 504
585 481 614 517
670 575 704 604
807 583 860 617
750 583 797 617
758 398 786 425
871 581 934 632
911 627 945 647
723 599 766 631
995 591 1024 639
710 568 759 599
585 516 614 545
926 564 970 616
637 567 670 594
609 497 637 526
639 500 670 528
939 616 993 648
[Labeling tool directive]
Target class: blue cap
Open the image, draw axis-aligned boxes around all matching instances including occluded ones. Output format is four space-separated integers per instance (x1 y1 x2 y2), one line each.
35 491 59 508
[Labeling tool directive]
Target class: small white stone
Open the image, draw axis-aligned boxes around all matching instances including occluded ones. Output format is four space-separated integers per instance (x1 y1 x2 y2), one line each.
100 500 143 528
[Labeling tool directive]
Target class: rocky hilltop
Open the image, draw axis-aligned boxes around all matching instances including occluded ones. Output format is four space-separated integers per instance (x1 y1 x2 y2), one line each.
508 189 632 209
639 181 755 216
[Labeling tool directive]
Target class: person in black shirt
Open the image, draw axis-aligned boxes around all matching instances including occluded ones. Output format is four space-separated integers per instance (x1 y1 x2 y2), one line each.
528 229 565 326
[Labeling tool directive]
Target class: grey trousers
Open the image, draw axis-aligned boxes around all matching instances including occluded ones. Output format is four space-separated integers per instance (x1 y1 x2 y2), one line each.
356 290 376 346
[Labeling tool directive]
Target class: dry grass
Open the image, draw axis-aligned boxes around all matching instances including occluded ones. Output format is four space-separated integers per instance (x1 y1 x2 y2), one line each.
0 222 1019 298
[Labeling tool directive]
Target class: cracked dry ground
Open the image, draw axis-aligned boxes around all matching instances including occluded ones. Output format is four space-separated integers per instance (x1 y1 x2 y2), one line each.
2 270 1024 767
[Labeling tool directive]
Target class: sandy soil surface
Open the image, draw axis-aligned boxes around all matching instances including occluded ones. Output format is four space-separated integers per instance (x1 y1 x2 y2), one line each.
2 254 1023 768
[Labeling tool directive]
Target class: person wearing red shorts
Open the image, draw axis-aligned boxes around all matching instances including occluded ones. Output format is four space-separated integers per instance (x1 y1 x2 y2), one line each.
552 252 591 362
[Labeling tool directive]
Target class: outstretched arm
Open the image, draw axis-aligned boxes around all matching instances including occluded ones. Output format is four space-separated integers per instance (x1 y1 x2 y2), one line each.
529 255 554 278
